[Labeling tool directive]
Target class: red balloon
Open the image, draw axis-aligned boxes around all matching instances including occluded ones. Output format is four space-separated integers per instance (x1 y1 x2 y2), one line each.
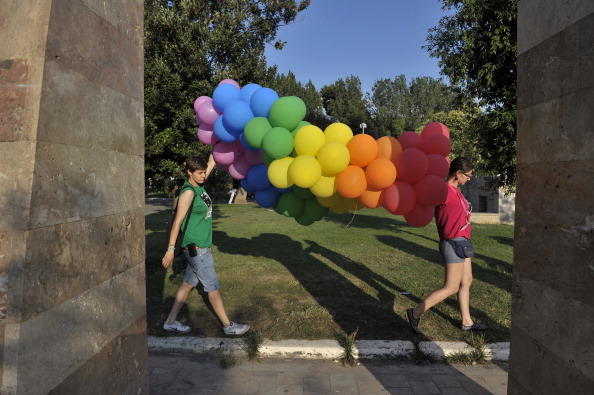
365 157 397 190
414 175 448 207
397 131 423 150
422 134 451 157
394 148 428 183
383 181 416 215
421 122 450 140
336 165 367 199
404 202 435 227
426 154 449 178
358 188 384 209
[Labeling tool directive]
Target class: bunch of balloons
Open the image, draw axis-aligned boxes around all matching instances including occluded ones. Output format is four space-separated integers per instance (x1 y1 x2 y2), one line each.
194 79 452 227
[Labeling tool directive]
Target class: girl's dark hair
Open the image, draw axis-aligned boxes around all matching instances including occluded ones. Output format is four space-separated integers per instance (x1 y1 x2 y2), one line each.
185 156 208 172
448 157 473 177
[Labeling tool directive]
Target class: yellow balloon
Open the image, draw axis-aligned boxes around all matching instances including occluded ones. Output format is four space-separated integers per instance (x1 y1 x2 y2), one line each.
310 174 337 197
267 157 294 189
342 197 363 211
288 155 322 188
316 193 343 208
329 201 349 214
294 125 325 156
324 123 354 145
316 141 350 175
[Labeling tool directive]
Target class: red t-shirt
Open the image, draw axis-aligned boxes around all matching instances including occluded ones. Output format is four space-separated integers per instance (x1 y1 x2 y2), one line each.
434 183 472 240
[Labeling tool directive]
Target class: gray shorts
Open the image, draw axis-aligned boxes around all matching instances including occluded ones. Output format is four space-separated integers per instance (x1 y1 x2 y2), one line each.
439 238 466 264
182 247 221 292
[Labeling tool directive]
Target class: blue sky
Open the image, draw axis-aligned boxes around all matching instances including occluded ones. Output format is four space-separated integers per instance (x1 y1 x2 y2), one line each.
264 0 449 94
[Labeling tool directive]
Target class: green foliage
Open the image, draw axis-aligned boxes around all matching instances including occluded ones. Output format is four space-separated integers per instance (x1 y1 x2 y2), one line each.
320 76 370 133
369 75 467 137
426 0 517 190
335 328 359 366
243 330 264 361
144 0 310 192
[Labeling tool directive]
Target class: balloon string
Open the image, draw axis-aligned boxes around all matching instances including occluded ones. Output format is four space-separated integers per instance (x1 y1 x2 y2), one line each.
345 210 357 227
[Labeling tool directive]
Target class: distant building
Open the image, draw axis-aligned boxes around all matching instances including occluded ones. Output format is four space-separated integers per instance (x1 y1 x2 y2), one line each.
460 176 515 224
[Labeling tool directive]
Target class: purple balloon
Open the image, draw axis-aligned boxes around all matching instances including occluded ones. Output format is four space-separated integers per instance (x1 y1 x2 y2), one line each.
250 88 279 117
213 141 239 165
228 155 252 180
197 128 218 145
197 101 222 125
244 149 264 165
194 96 211 114
218 79 240 89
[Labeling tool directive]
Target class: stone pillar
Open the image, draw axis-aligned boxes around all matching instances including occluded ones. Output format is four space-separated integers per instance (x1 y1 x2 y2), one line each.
510 2 594 393
0 1 147 393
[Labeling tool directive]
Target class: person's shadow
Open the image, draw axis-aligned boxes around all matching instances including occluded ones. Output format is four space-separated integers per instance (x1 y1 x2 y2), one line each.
214 231 416 340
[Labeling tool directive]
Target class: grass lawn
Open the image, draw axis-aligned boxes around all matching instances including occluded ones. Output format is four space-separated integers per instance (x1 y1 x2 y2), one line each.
146 202 513 344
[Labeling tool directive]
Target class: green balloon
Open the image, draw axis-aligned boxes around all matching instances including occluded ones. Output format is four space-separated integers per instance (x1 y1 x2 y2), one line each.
268 96 306 131
292 185 315 200
244 117 272 149
274 191 304 218
262 127 294 159
263 151 275 167
304 198 329 222
295 214 316 226
291 120 311 137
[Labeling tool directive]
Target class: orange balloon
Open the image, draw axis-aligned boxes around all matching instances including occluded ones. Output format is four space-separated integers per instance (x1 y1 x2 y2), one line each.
377 136 402 162
336 165 367 199
365 158 397 190
358 188 384 209
347 134 378 167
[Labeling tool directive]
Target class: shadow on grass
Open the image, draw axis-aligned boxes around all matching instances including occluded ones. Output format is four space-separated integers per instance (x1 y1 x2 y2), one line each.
214 230 426 340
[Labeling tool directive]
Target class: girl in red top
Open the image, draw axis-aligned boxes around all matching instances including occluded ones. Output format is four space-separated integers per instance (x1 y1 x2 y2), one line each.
407 157 487 334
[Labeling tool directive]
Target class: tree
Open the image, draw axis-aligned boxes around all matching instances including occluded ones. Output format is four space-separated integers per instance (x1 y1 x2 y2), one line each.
320 76 370 134
144 0 310 193
368 75 466 137
426 0 517 191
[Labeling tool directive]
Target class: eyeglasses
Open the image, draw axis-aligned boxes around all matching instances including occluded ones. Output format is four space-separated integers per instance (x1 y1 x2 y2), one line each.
463 172 473 179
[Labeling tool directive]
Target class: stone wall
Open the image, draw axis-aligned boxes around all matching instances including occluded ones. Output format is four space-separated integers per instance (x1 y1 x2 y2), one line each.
510 1 594 393
0 1 147 393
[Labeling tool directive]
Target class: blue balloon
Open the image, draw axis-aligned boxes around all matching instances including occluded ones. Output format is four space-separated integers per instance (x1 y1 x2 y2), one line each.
250 88 279 117
240 83 262 103
223 100 254 132
247 164 271 191
239 133 259 151
255 187 280 208
214 115 239 142
212 83 241 112
241 178 256 193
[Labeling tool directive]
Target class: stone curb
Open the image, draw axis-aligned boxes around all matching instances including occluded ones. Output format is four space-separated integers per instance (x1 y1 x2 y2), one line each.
147 337 509 362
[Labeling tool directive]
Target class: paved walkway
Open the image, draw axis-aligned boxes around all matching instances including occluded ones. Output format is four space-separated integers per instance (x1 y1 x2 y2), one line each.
148 351 508 395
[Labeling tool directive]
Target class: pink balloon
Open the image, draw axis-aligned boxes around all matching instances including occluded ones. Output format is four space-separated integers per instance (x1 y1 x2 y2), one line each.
216 162 230 172
383 181 416 215
421 122 450 140
422 134 451 157
397 131 423 150
194 96 212 114
197 101 222 125
404 202 434 227
414 175 448 207
218 79 240 89
394 148 428 183
244 149 264 165
213 141 239 165
228 155 252 180
426 154 449 179
197 128 218 145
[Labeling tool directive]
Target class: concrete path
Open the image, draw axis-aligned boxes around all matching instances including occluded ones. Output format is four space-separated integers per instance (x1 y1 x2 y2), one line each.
148 351 508 395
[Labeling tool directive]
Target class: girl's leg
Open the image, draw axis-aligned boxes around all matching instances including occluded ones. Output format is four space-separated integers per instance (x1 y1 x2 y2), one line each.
412 262 464 318
457 258 474 326
207 289 231 327
165 282 194 324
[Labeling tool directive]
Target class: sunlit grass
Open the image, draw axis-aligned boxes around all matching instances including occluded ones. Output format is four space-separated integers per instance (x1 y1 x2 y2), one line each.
146 203 513 343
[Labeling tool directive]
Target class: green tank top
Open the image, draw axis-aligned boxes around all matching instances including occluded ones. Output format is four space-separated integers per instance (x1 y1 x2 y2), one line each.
180 182 213 248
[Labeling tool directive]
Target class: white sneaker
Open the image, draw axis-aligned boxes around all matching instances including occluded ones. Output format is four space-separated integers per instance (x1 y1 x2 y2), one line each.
224 321 250 335
163 320 191 333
